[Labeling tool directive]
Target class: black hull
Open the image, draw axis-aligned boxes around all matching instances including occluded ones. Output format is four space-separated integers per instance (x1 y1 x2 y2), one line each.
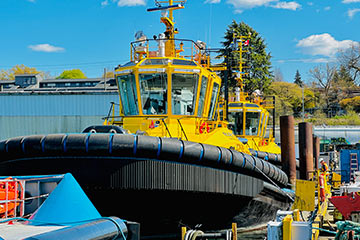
0 134 292 237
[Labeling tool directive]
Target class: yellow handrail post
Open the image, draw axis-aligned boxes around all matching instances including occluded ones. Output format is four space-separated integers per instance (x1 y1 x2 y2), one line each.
283 215 293 240
181 226 186 240
232 222 237 240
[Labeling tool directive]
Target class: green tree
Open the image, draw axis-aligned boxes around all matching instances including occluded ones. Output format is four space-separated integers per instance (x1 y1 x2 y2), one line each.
57 69 87 79
268 81 315 117
340 96 360 112
294 70 303 87
221 21 273 93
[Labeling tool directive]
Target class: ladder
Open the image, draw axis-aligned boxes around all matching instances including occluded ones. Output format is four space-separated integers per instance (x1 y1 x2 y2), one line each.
350 153 358 182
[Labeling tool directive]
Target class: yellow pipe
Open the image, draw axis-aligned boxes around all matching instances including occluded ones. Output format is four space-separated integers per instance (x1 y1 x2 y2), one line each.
181 226 186 240
232 223 237 240
283 215 293 240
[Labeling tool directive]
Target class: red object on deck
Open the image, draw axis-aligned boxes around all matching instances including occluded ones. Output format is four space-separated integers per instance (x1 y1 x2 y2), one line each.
329 193 360 220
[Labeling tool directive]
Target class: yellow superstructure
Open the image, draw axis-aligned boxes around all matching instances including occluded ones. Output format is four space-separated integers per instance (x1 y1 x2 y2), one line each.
105 0 280 155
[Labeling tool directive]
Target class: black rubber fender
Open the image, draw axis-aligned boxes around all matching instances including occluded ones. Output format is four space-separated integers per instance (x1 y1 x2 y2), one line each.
230 150 246 170
135 135 160 159
218 147 233 166
63 134 88 154
253 156 265 174
201 144 222 168
5 137 23 156
182 141 204 163
22 135 45 155
242 153 256 171
0 134 289 186
42 134 67 154
158 138 183 161
87 134 112 155
262 161 271 176
111 134 136 157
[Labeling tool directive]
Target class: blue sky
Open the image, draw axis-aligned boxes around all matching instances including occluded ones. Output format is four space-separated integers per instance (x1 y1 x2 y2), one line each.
1 0 360 83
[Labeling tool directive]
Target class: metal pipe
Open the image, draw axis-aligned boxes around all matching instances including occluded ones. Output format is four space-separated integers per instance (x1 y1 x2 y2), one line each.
298 122 314 180
313 135 320 170
26 217 128 240
280 116 296 186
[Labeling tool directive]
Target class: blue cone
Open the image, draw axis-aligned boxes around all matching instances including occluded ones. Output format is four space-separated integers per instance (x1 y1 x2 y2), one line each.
29 173 101 225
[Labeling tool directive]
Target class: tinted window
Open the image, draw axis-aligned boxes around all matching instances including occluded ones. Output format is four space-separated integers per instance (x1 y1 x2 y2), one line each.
139 73 167 115
172 73 199 115
117 74 139 115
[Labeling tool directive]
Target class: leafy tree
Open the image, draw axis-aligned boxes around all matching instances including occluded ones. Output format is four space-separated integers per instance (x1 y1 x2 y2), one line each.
340 96 360 112
221 21 273 93
0 64 41 80
268 81 315 118
294 70 303 87
103 71 114 79
57 69 87 79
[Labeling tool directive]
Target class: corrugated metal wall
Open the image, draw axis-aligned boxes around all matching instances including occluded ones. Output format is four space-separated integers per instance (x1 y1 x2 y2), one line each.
0 92 119 140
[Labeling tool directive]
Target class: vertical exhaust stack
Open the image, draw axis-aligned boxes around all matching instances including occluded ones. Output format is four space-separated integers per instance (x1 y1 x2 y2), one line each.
313 135 320 170
299 122 314 180
280 116 296 187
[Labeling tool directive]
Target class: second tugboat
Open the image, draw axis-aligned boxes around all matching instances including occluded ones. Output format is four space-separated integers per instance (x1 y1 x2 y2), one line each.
0 0 292 238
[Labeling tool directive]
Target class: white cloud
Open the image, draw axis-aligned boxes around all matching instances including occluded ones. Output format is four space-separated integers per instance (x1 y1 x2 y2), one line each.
343 0 360 3
226 0 301 11
227 0 276 9
101 0 109 6
348 8 360 18
276 58 335 64
117 0 146 7
296 33 357 57
28 44 65 53
205 0 221 3
307 2 314 6
324 6 331 11
271 1 301 10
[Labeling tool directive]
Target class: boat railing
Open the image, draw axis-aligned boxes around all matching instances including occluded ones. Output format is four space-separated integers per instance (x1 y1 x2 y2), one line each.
0 175 63 219
130 38 225 69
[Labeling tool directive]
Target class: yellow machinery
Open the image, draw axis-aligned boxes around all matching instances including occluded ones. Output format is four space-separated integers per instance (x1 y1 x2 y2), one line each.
268 170 334 240
104 0 280 155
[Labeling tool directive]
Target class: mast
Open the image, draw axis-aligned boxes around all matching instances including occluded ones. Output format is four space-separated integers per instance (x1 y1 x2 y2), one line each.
148 0 186 57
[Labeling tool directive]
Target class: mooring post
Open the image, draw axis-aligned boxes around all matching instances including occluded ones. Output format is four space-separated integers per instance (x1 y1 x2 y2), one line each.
313 135 320 170
299 122 314 180
280 116 296 187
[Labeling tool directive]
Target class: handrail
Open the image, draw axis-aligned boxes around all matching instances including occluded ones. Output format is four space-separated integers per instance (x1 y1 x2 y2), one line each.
177 119 188 141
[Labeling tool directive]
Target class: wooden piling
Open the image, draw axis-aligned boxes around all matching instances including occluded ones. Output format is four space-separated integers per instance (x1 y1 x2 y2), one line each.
299 122 314 180
313 136 320 170
280 116 296 186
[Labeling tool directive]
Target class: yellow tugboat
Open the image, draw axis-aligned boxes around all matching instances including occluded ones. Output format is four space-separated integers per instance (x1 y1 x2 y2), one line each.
105 0 281 158
0 0 290 238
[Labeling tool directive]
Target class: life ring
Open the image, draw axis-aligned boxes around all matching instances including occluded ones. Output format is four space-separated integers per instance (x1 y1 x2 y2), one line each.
199 122 210 134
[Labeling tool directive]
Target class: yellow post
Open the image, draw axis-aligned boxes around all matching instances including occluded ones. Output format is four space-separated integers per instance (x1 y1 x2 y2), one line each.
283 215 293 240
232 222 237 240
181 226 186 240
293 209 300 221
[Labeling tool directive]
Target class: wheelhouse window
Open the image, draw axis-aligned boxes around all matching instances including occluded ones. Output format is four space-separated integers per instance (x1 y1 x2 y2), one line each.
263 115 269 137
171 73 199 115
139 73 167 115
245 111 260 136
117 74 139 115
197 76 208 117
228 112 243 135
208 82 219 120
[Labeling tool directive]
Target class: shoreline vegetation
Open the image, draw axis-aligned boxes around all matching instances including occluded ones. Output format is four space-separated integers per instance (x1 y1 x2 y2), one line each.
293 111 360 126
